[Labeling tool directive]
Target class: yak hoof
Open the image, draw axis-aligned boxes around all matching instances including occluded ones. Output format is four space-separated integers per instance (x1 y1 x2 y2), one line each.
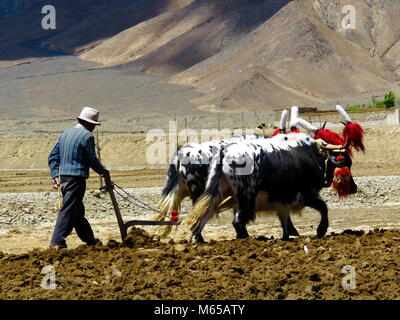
236 232 249 239
289 227 300 237
317 226 327 238
194 234 205 243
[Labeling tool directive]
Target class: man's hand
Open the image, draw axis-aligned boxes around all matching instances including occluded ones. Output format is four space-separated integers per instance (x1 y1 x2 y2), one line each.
52 178 60 190
102 170 111 185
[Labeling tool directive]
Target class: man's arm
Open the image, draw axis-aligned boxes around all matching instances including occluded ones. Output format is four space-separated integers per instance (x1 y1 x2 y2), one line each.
48 141 60 179
48 141 61 189
83 135 109 176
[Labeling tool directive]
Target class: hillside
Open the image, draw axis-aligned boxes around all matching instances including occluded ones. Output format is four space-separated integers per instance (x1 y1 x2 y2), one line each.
0 0 399 116
78 0 400 111
168 0 400 111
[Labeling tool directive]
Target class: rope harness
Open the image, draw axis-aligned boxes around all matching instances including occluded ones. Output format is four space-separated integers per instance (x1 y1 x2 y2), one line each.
101 181 161 214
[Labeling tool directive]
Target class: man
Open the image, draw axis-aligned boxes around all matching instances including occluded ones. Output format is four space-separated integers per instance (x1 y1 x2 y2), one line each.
48 107 110 249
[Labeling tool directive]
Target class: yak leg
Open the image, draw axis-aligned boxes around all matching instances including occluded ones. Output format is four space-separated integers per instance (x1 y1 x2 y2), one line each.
350 176 357 194
188 180 206 242
287 217 300 236
277 207 291 241
232 214 249 239
188 180 205 205
304 194 329 238
232 190 255 239
192 209 214 243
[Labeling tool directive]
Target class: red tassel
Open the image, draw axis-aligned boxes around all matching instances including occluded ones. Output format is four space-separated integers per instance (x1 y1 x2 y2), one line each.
170 210 179 222
332 166 352 197
271 129 281 136
315 129 345 146
342 122 365 153
272 128 298 136
315 129 352 157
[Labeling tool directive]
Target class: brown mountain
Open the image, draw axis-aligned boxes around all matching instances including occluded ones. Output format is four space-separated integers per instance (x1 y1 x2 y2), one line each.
1 0 399 115
78 0 400 112
169 0 400 111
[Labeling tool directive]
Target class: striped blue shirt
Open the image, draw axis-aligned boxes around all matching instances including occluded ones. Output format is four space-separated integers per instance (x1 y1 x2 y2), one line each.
48 124 107 179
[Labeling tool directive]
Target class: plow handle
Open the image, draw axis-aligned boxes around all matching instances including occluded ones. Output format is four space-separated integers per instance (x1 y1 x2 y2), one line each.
104 178 127 243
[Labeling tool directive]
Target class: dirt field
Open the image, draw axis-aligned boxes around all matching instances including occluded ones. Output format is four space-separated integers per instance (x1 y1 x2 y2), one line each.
1 125 400 193
0 124 400 300
1 227 399 300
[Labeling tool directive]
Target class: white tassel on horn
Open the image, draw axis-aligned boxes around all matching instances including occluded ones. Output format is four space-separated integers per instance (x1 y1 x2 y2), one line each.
336 105 352 123
279 109 288 131
295 117 318 133
290 106 299 128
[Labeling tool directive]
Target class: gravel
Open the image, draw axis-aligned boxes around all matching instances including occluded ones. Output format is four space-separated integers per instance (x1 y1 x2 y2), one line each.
0 176 399 228
321 176 400 209
0 186 164 228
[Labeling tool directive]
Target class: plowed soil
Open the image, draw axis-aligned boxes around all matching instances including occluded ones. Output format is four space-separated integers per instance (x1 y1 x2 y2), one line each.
1 125 400 300
1 227 399 300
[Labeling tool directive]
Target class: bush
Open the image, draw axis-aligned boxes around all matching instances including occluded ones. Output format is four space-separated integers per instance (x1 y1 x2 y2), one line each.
383 91 396 108
375 100 386 109
345 91 397 111
345 104 363 112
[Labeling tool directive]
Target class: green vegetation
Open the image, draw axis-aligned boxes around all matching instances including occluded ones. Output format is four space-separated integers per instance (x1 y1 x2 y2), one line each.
344 91 399 112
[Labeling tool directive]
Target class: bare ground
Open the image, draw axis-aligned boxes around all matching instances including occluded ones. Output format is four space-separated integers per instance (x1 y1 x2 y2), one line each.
0 124 400 299
1 227 399 300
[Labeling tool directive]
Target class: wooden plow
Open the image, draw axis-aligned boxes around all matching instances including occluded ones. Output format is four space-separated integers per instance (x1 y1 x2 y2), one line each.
100 179 180 243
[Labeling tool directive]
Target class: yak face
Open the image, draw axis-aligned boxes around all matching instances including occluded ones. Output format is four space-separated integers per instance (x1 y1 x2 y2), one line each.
325 152 357 196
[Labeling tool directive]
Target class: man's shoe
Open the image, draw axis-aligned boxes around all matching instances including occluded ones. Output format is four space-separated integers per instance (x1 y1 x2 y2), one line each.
86 238 102 246
50 243 68 250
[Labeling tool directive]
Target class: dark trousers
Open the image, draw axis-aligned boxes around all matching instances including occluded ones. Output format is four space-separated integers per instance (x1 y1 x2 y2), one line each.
50 176 95 247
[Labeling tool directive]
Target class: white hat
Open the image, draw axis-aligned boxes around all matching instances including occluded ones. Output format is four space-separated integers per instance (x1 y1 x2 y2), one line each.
77 107 100 125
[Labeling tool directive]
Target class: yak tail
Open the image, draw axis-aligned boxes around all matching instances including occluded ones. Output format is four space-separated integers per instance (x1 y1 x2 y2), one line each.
182 155 224 233
153 152 183 238
157 152 183 214
151 152 178 230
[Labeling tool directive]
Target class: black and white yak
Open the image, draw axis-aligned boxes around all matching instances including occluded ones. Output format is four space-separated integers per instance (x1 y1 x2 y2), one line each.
157 108 295 215
157 134 265 214
156 113 301 237
156 134 304 236
182 132 356 242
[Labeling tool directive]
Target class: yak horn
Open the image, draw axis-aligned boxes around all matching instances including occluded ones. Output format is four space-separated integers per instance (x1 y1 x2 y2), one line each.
324 144 346 151
336 105 352 123
331 149 346 153
279 109 288 131
290 106 299 128
315 139 345 151
295 117 318 132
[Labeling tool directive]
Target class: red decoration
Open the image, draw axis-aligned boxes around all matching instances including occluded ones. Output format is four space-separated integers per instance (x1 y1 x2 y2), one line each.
332 166 352 197
342 122 365 153
289 128 300 134
170 210 179 222
272 129 282 136
315 129 345 146
315 129 352 157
